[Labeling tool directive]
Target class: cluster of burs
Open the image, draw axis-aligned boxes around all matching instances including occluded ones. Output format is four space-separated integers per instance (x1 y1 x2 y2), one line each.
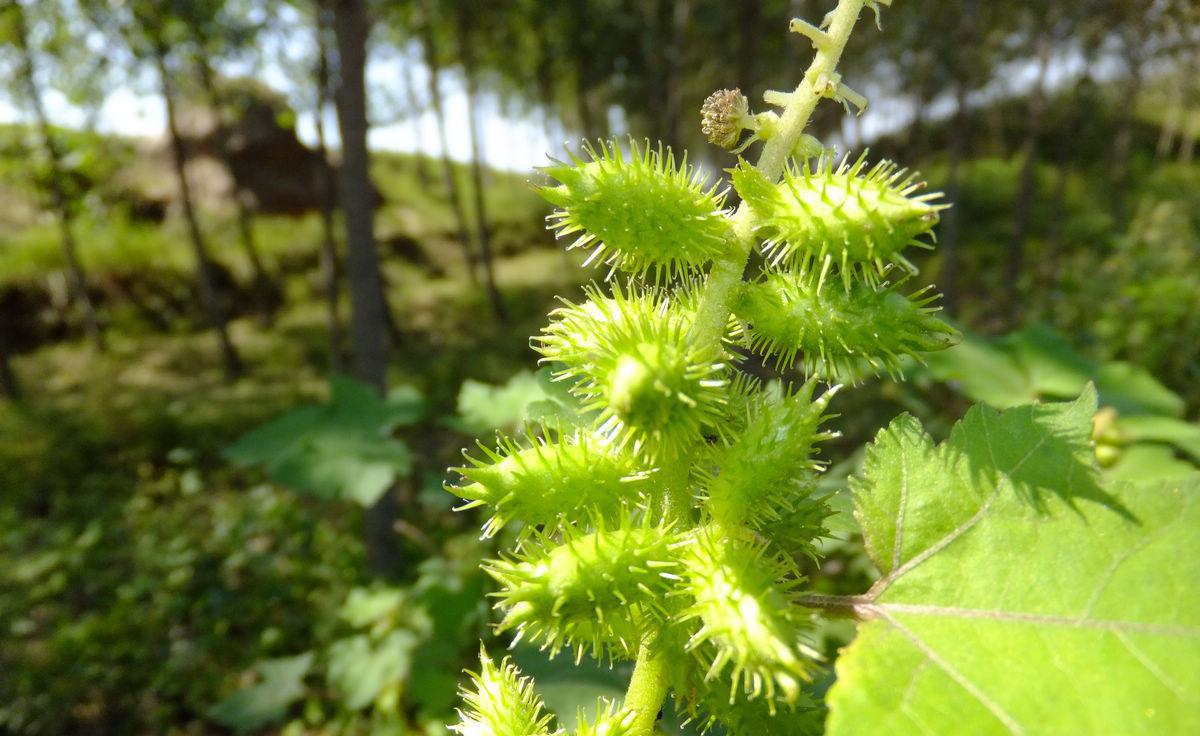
445 84 956 736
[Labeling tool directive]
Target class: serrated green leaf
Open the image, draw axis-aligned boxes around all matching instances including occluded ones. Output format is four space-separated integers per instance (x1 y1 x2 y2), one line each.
828 392 1200 735
207 652 312 732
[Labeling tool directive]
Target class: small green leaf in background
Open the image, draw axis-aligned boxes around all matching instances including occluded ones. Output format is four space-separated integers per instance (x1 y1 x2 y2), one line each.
452 370 552 434
224 376 423 506
1116 414 1200 462
1095 361 1186 418
327 630 419 711
827 391 1199 735
207 652 313 733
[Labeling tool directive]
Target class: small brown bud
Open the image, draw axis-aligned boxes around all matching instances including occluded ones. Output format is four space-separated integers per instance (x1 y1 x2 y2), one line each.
701 88 750 150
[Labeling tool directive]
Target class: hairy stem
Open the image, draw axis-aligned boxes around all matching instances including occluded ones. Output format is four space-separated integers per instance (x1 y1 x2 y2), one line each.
690 0 869 350
621 2 870 732
624 641 674 734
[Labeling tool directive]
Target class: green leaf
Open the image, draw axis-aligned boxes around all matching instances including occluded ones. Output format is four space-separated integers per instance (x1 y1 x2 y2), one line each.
340 586 406 629
1105 444 1198 482
921 332 1034 408
828 392 1200 735
207 652 312 732
453 370 554 434
327 630 419 710
1095 361 1185 417
999 323 1093 398
1116 415 1200 462
224 376 420 506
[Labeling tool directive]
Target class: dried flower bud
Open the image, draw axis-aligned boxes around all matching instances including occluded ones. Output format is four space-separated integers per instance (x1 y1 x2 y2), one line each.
701 89 750 149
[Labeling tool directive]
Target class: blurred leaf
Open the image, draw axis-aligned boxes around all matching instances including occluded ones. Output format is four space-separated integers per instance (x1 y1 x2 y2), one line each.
921 333 1033 407
999 323 1093 398
327 631 419 710
207 652 313 733
452 370 552 433
511 647 630 731
340 587 407 629
1105 444 1198 481
1095 362 1185 417
224 376 422 506
1116 415 1200 462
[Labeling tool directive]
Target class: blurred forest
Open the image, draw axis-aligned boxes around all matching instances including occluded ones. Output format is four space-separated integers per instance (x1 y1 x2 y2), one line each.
1 0 1198 734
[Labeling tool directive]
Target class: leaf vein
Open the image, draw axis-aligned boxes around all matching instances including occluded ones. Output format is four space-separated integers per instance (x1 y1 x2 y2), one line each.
880 609 1025 735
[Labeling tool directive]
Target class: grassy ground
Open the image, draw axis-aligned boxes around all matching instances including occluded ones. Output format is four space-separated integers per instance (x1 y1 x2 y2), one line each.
0 147 589 733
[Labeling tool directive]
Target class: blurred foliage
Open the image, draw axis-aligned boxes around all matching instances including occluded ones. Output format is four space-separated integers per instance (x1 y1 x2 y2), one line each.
226 376 424 506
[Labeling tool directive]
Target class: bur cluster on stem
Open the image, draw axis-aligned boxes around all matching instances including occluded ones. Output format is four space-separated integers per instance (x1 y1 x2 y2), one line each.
446 1 957 734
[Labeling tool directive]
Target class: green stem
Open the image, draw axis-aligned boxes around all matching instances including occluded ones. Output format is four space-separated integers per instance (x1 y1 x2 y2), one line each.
623 640 675 734
690 0 869 351
619 3 871 733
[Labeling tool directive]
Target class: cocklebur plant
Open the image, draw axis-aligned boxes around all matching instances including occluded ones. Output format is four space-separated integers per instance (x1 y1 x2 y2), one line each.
445 0 948 733
443 1 922 731
446 1 1200 735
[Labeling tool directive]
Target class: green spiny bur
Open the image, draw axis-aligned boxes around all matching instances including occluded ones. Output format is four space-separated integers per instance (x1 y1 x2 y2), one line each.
700 381 837 529
679 528 811 704
733 269 960 380
486 517 682 662
732 155 945 283
452 430 650 538
684 674 825 735
451 649 559 736
572 700 638 736
536 285 729 456
540 139 733 282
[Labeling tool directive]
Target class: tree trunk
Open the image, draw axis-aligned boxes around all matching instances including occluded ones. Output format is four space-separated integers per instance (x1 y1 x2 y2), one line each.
569 0 601 140
194 56 277 325
155 46 242 379
314 0 346 372
401 60 433 190
416 4 478 285
331 0 388 392
662 0 692 151
0 331 18 401
1109 35 1144 229
1007 31 1052 323
940 79 969 315
738 0 763 92
455 7 506 320
15 4 104 353
332 0 403 576
939 0 979 317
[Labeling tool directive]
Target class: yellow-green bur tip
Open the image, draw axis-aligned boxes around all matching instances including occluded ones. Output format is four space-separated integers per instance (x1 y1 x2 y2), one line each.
451 650 558 736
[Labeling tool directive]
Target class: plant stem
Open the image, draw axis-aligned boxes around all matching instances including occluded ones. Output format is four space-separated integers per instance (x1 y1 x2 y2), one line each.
624 640 674 734
691 0 869 351
620 3 870 732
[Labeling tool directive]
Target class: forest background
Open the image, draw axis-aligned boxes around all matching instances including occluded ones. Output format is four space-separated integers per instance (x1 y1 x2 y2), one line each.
1 0 1197 734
